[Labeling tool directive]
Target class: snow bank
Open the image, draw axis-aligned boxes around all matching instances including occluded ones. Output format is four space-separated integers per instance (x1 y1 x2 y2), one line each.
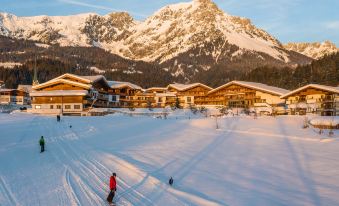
310 116 339 127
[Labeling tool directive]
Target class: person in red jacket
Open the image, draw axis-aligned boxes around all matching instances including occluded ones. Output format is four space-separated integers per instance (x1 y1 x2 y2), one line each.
110 173 117 191
107 173 117 204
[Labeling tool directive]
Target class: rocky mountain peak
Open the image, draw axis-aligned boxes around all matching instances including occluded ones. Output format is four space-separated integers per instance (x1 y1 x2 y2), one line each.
284 41 338 59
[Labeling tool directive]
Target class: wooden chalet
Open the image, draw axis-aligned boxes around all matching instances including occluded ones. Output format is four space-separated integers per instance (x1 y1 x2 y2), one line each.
0 88 30 105
30 73 112 115
167 83 213 108
144 87 177 108
281 84 339 116
127 91 156 108
108 81 143 107
203 81 289 114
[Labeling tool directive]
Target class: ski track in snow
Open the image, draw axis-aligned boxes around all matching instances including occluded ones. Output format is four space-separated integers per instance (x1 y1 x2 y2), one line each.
0 176 20 206
0 113 339 205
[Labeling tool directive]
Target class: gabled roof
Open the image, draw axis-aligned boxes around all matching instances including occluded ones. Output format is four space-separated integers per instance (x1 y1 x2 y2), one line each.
32 79 91 90
56 73 109 85
0 89 16 92
17 85 33 93
108 81 142 90
208 81 289 96
33 73 111 90
167 83 212 92
281 84 339 99
78 75 106 83
55 73 92 84
146 87 167 91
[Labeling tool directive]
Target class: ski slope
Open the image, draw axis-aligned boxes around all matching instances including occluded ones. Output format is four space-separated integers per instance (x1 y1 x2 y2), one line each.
0 112 338 206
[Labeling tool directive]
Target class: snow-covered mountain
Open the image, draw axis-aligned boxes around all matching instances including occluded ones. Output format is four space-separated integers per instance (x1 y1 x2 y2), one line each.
0 12 135 47
121 0 289 63
0 0 314 80
284 41 338 59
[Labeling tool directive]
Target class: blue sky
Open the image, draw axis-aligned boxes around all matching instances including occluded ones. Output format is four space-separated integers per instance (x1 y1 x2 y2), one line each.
1 0 339 45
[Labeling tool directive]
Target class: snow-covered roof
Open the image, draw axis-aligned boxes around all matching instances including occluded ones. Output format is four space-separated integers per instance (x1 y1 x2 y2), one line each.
0 89 16 92
17 85 33 93
145 87 167 91
167 83 212 91
33 79 91 90
30 90 88 97
209 81 290 96
55 73 106 84
281 84 339 99
78 75 106 83
108 81 142 90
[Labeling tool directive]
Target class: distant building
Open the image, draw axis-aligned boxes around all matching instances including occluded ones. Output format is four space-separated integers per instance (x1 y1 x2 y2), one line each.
281 84 339 116
167 83 213 108
0 88 30 105
108 81 143 107
145 87 176 108
204 81 289 115
30 73 112 115
17 85 33 93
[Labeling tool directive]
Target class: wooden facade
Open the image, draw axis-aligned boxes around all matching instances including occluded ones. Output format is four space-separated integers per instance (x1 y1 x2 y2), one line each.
30 74 112 115
0 89 30 105
28 73 338 117
167 83 212 108
108 81 143 107
281 84 339 116
200 81 288 114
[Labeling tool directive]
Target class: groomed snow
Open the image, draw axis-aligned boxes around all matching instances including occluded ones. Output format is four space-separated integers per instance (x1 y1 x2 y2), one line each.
0 112 338 206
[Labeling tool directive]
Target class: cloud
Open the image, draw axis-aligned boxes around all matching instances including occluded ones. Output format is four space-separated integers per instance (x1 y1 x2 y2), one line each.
58 0 146 17
325 21 339 30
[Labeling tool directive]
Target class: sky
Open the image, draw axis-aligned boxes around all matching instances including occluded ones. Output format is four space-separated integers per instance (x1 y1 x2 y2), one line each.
1 0 339 46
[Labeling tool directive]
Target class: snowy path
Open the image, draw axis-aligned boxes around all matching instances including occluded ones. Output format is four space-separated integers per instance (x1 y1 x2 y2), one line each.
0 113 339 206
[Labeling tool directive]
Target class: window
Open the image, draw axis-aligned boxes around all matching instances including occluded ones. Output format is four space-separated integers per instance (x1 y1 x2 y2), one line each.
187 97 192 103
50 105 54 109
57 105 61 109
35 105 41 109
74 105 81 110
65 105 71 109
112 95 117 102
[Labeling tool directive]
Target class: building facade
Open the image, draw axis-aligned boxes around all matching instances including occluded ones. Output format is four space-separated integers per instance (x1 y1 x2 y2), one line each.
108 81 143 107
281 84 339 116
30 73 112 115
167 83 213 108
202 81 289 114
0 89 30 105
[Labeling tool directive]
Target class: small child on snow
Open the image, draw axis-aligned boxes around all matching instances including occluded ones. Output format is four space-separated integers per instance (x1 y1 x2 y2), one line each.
39 136 45 153
169 177 174 186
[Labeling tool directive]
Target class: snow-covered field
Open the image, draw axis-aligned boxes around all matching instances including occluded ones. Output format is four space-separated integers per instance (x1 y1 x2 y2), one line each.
0 112 338 206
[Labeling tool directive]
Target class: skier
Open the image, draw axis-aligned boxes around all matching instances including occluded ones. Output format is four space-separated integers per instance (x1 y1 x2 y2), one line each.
39 136 45 153
169 177 174 186
57 115 60 122
107 173 117 204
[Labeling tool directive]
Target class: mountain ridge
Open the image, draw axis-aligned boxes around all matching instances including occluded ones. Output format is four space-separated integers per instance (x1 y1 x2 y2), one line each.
284 41 338 59
0 0 312 67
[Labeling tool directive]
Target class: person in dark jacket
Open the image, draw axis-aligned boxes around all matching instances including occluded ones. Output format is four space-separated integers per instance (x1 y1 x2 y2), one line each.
107 173 117 203
39 136 45 153
169 177 174 186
